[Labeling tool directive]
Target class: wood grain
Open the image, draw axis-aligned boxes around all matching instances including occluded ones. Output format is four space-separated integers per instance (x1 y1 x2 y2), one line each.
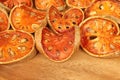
0 49 120 80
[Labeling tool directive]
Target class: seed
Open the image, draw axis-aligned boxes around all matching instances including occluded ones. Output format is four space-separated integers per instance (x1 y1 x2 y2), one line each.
11 35 17 41
90 11 97 15
19 38 28 43
15 13 21 16
4 34 10 38
48 46 53 51
8 48 15 56
64 47 67 51
0 17 4 23
56 50 60 56
69 41 73 45
30 12 36 17
32 24 40 30
18 46 26 51
44 39 49 43
110 44 115 49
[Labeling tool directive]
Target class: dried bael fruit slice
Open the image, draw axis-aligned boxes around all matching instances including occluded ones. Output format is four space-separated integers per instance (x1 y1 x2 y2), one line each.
0 6 9 32
35 0 66 11
66 0 96 9
0 30 36 64
47 6 84 34
85 0 120 23
80 16 120 57
0 0 33 9
35 26 80 62
9 5 47 33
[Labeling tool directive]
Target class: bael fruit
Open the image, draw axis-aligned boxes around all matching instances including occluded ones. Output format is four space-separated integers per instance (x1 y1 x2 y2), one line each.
9 5 47 33
35 26 80 62
66 0 96 9
0 0 33 9
0 6 10 32
47 5 84 34
35 0 66 11
79 16 120 58
85 0 120 23
0 30 36 64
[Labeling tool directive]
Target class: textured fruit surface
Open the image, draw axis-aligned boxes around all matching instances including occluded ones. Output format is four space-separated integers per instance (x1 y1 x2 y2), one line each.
85 0 120 18
0 0 32 9
0 30 35 64
35 0 66 10
48 6 84 33
0 8 9 32
35 27 75 61
10 5 46 33
66 0 96 8
80 17 120 57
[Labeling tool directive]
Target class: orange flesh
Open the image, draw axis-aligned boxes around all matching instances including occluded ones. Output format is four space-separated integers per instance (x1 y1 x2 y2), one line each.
0 30 33 62
85 0 120 18
49 6 83 33
35 0 65 10
0 0 32 9
0 10 8 32
11 5 46 33
80 18 120 55
67 0 95 8
42 27 75 61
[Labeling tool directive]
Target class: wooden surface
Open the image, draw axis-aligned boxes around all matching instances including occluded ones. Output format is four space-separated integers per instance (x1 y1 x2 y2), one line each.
0 49 120 80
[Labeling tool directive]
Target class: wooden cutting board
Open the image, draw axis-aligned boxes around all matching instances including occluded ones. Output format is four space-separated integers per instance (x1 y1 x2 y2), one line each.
0 48 120 80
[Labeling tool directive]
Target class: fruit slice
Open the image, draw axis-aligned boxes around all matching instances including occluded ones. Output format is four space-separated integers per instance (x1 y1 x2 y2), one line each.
0 30 36 64
0 0 33 9
85 0 120 21
66 0 96 9
0 6 9 32
35 26 80 62
47 6 84 34
35 0 66 11
80 16 120 57
10 5 47 33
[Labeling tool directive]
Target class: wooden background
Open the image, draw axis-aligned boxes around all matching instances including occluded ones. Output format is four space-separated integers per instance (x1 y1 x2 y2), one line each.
0 49 120 80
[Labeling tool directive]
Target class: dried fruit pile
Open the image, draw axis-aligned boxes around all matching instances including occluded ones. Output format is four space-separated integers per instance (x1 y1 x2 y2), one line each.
0 0 120 64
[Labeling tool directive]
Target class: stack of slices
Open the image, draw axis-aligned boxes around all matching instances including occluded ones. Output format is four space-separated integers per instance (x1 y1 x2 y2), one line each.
35 5 84 62
0 0 120 64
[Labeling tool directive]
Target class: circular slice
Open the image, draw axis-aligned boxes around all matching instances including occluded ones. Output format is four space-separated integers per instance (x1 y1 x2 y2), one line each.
80 16 120 57
35 0 66 11
85 0 120 21
35 27 80 62
0 7 9 32
10 5 47 33
0 30 36 64
47 6 84 34
66 0 96 9
0 0 33 9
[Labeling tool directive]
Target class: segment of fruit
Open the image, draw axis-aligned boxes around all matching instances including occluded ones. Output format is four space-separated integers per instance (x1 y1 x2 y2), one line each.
80 17 120 57
0 7 9 32
47 6 84 34
66 0 96 9
0 30 36 64
35 0 66 11
0 0 32 9
10 5 47 33
35 26 80 62
85 0 120 21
